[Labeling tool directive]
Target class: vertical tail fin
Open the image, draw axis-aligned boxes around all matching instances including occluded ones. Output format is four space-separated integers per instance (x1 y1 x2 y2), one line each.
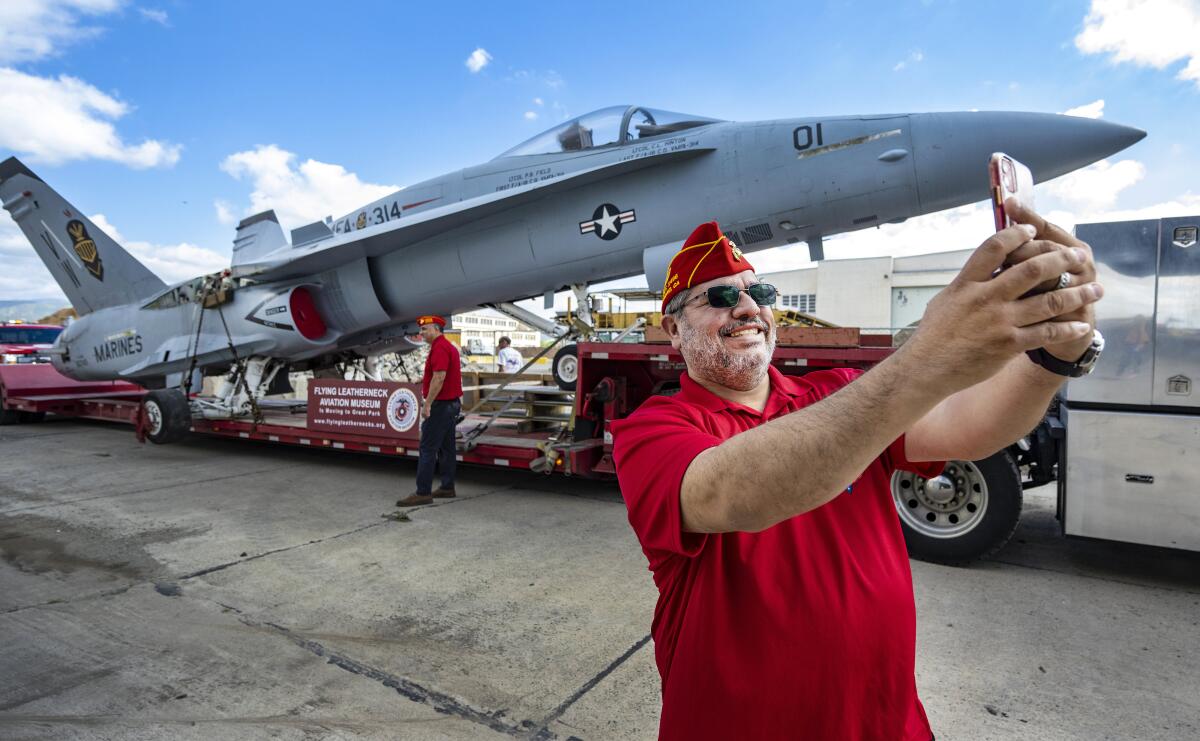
0 157 166 314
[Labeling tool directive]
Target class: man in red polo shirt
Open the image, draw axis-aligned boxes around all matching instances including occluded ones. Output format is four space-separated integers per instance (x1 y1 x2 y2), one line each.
398 315 463 506
613 208 1103 739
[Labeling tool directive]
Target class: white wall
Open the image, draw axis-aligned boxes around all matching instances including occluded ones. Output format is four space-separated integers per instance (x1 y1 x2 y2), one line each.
761 248 971 330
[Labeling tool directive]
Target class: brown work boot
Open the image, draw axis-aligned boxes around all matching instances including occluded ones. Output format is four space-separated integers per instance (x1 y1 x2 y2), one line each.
433 487 457 499
396 492 434 507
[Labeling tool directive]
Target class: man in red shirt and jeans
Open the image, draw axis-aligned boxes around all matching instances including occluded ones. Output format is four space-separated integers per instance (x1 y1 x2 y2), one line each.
398 314 463 506
613 207 1103 739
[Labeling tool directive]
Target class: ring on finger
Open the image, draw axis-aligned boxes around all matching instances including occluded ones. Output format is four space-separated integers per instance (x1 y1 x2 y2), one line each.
1057 272 1071 289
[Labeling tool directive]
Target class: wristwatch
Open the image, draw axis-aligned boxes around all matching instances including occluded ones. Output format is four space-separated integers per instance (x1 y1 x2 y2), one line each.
1026 329 1105 377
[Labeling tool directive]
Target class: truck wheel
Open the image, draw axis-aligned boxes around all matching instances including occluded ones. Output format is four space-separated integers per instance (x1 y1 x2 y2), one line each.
552 344 579 392
141 389 191 444
890 450 1022 566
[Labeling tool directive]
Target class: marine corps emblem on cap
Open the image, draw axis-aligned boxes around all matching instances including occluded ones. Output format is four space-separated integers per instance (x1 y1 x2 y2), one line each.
660 222 755 312
417 315 446 327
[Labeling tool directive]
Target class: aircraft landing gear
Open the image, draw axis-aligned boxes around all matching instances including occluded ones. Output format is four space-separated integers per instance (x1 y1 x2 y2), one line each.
142 389 191 444
193 356 285 421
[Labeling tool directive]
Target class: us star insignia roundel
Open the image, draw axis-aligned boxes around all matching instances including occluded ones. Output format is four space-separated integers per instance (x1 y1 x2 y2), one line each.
579 203 636 241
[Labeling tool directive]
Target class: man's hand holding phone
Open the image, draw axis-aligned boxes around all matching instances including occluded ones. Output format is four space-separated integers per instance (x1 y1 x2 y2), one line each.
988 152 1102 363
1000 197 1102 363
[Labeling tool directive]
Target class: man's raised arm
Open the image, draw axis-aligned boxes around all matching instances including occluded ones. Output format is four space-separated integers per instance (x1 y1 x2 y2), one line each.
681 221 1100 534
905 201 1102 462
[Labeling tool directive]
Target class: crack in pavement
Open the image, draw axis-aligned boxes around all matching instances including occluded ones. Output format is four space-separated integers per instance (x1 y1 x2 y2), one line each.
212 600 554 739
2 584 134 615
183 481 519 581
180 519 389 580
531 633 651 737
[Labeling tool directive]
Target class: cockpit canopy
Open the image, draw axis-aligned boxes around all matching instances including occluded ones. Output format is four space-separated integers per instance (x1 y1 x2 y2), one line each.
497 105 722 158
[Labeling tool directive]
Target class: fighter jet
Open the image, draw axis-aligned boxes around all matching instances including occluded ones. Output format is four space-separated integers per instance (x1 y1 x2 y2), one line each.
0 105 1144 440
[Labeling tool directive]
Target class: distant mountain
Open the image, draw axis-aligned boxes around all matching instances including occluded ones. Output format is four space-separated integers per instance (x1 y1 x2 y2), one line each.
0 300 72 323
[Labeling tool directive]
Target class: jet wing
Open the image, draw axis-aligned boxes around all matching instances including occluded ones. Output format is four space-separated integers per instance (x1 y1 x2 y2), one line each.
232 146 714 281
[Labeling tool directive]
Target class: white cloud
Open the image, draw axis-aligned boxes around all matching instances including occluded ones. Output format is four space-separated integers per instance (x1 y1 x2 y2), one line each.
214 199 235 226
1062 99 1105 118
523 111 538 120
1040 159 1145 211
0 0 122 65
465 47 492 73
0 211 229 302
747 202 995 277
220 144 399 230
893 49 924 72
1076 0 1200 88
89 213 228 284
533 97 543 106
0 218 64 300
138 7 169 26
1046 193 1200 234
0 67 181 167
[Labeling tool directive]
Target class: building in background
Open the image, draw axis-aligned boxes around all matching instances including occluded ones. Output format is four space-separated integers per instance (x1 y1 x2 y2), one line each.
452 309 540 354
761 249 972 331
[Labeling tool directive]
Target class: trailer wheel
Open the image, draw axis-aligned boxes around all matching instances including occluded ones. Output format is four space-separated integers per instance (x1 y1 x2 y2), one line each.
552 344 579 391
891 450 1022 566
141 389 191 444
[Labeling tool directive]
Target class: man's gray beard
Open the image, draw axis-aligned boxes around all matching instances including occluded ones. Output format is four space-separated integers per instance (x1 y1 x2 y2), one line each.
678 316 775 392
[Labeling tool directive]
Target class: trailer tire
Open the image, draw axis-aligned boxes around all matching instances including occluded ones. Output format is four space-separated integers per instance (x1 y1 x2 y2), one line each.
141 389 191 444
891 450 1022 566
18 411 46 423
552 344 579 392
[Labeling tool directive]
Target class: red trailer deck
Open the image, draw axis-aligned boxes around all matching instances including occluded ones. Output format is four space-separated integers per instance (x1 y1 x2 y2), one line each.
0 363 145 426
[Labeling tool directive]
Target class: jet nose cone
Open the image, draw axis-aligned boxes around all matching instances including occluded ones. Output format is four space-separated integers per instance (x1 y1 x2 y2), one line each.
910 111 1146 213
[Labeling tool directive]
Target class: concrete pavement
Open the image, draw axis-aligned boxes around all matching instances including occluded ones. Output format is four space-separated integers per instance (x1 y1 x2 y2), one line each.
1 418 1197 739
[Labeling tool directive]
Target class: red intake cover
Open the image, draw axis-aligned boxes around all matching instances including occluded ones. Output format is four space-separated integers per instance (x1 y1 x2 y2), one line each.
289 287 327 340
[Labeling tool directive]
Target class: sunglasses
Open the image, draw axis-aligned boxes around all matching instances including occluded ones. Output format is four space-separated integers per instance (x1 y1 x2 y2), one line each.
689 283 778 309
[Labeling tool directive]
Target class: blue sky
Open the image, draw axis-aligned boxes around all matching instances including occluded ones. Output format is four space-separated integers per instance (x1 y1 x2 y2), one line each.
2 0 1198 304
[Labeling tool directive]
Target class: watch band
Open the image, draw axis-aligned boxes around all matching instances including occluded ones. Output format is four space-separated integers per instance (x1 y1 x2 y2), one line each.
1025 330 1104 378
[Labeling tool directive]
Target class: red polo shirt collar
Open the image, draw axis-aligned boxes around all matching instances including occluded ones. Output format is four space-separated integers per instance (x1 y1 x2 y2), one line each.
677 364 815 419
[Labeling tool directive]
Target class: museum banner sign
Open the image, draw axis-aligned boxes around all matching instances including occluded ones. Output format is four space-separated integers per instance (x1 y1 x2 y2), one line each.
306 380 422 442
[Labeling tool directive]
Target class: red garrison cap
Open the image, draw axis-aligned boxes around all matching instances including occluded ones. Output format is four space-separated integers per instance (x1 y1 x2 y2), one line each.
661 221 754 312
417 315 446 327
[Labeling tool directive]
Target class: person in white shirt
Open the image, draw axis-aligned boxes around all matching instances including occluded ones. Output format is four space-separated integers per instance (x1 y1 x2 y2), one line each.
497 336 523 374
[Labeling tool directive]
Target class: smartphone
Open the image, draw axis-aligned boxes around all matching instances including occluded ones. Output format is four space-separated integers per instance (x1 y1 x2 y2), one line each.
990 152 1035 231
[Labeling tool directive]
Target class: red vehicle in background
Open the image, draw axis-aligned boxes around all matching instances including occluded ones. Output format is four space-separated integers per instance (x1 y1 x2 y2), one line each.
0 322 62 365
0 321 62 364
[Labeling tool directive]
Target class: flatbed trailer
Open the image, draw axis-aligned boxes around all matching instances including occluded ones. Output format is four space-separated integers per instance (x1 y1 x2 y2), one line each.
1 336 894 477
